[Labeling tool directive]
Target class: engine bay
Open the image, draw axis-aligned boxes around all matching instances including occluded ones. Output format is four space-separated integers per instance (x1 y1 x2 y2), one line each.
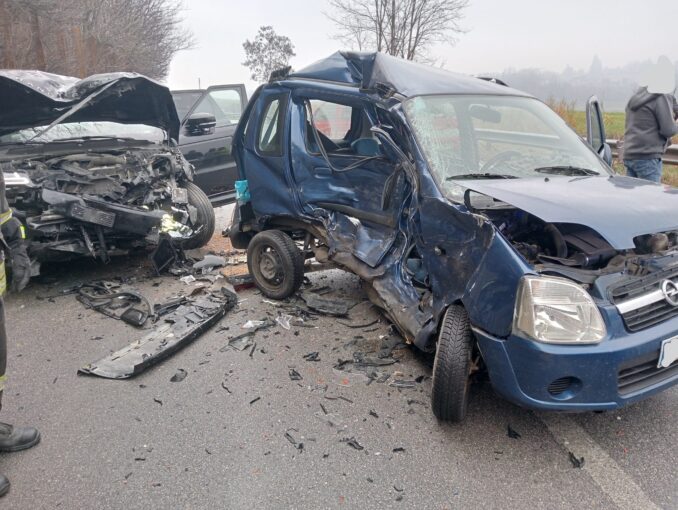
481 206 678 272
1 146 196 265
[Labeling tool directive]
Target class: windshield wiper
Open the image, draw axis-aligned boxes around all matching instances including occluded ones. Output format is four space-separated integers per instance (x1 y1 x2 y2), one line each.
446 173 518 180
534 166 599 176
42 136 144 143
0 140 42 147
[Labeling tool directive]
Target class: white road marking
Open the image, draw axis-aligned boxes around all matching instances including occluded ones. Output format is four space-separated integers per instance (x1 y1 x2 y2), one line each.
538 413 660 510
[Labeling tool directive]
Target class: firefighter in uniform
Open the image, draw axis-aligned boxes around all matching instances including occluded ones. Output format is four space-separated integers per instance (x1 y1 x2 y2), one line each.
0 169 40 497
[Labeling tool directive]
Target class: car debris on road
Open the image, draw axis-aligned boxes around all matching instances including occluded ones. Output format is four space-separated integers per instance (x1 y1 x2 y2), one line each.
79 284 238 379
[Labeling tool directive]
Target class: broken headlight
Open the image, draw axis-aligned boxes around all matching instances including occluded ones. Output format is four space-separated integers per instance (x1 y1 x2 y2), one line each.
161 213 192 238
513 275 606 344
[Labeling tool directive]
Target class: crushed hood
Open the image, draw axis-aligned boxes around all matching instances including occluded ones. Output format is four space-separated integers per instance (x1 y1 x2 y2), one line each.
462 175 678 249
0 70 180 141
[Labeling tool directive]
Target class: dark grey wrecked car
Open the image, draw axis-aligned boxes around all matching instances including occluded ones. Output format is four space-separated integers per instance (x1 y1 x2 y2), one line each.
0 71 215 275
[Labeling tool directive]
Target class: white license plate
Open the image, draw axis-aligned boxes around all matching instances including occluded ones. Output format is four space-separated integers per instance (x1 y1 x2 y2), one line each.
658 336 678 368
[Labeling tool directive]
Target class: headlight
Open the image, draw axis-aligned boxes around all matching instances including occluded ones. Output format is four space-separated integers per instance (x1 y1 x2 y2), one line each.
514 275 606 344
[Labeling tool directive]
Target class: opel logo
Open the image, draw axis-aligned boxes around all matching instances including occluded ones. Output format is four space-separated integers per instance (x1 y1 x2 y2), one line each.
661 280 678 307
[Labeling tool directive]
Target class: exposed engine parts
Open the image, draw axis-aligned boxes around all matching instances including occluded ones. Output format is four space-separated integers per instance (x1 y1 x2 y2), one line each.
2 147 199 270
481 207 678 271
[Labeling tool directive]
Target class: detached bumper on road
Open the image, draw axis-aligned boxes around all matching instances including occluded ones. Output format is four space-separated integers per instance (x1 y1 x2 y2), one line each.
473 318 678 411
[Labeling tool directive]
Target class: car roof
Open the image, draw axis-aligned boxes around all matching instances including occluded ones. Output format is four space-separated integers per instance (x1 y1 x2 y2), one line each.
285 51 533 99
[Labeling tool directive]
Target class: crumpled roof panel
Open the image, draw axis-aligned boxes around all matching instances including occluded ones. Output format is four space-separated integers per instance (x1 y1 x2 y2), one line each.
289 51 532 98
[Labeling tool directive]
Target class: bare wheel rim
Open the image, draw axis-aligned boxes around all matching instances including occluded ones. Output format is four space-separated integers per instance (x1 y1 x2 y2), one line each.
254 245 284 286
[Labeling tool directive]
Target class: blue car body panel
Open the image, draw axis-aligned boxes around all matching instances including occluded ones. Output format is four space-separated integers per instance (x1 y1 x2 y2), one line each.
231 52 678 412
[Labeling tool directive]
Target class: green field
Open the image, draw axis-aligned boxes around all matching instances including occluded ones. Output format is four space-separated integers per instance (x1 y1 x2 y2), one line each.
569 111 626 140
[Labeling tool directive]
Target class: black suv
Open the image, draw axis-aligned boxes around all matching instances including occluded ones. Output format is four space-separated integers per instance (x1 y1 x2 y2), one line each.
172 85 248 205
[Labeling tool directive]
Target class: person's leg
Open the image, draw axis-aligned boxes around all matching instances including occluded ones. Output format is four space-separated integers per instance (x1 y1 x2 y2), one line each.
624 160 638 178
625 159 662 182
0 297 5 413
0 297 41 498
645 159 663 183
0 294 5 497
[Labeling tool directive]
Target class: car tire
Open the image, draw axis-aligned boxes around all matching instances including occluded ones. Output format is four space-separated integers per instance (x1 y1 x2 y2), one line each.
431 305 474 422
247 230 304 299
181 182 215 249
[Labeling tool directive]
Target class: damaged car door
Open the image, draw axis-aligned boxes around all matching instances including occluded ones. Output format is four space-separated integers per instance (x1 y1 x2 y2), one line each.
290 93 404 267
173 85 247 205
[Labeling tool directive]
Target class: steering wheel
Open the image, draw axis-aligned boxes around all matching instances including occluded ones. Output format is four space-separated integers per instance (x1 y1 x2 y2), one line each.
480 150 521 174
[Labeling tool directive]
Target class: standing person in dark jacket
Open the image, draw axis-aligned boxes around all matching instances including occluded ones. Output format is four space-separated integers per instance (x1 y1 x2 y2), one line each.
0 169 40 497
623 63 678 182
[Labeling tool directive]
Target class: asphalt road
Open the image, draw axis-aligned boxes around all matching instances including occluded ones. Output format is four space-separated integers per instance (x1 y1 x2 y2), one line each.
0 207 675 509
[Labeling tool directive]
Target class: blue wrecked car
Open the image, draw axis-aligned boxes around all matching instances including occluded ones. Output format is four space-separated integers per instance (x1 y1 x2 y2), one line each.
228 52 678 422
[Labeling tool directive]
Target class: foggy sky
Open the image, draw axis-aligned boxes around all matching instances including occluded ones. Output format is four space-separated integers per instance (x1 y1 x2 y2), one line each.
167 0 677 92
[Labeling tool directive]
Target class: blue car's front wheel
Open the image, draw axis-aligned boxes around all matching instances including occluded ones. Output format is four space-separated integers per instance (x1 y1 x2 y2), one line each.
431 305 474 422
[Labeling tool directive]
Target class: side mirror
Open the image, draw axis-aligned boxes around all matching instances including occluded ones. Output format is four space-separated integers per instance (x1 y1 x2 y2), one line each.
601 142 612 166
585 96 606 154
185 112 216 135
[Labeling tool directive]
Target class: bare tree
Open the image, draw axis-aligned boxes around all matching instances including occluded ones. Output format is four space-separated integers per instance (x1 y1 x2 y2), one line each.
326 0 468 61
242 26 296 82
0 0 194 80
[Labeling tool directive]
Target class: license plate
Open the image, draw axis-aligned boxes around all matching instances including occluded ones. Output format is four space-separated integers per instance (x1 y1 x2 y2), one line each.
658 336 678 368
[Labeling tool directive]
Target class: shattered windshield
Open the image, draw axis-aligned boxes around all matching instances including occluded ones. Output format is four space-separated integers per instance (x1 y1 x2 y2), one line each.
0 121 165 144
403 95 610 199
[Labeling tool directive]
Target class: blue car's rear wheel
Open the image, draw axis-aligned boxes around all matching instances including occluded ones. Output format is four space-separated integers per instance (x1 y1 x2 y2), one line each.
431 305 474 422
247 230 304 299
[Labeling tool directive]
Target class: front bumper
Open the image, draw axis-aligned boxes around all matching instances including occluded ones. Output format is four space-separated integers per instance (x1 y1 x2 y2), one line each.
474 315 678 411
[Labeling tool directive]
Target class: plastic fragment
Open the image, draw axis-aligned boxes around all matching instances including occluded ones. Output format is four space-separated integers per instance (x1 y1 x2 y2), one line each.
341 437 364 450
568 451 585 468
170 369 187 382
507 425 521 439
303 352 320 362
243 320 267 329
284 429 304 451
276 314 292 330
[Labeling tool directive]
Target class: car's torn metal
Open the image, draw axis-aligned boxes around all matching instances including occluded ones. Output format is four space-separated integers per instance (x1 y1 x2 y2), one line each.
79 286 237 379
0 71 215 277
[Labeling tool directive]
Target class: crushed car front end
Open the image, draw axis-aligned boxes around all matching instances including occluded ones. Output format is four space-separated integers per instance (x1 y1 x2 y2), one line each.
0 71 215 275
475 257 678 411
402 98 678 410
2 142 196 265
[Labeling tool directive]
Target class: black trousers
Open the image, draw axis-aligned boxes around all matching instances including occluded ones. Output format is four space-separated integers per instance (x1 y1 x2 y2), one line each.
0 298 5 410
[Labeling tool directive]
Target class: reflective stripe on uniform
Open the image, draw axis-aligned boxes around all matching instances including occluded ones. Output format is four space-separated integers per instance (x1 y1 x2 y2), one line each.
0 374 6 392
0 260 5 296
0 209 11 225
19 225 26 239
